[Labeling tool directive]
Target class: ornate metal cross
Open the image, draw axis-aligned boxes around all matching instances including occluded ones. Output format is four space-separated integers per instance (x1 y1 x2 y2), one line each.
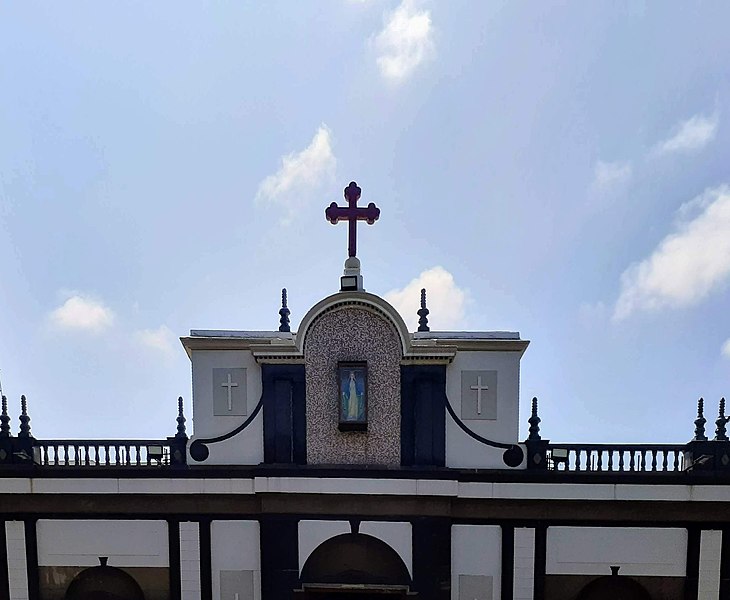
325 182 380 258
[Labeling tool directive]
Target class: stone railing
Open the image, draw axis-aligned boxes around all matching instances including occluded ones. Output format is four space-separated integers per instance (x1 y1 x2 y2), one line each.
545 443 685 473
33 439 184 467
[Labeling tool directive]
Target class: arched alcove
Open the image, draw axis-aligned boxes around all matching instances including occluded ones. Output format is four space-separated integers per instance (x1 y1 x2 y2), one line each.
64 557 145 600
576 572 651 600
300 533 411 597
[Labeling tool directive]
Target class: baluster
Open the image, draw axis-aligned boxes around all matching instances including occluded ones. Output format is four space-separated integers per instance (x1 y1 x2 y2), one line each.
651 449 658 471
135 444 141 466
641 451 647 471
607 450 614 471
84 445 90 466
575 449 582 471
42 445 49 466
63 444 69 466
674 451 681 471
662 450 668 471
629 450 635 471
596 449 603 471
104 444 110 466
618 451 624 471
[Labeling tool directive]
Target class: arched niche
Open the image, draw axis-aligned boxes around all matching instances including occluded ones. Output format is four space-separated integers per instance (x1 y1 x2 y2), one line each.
300 532 411 597
64 557 145 600
576 571 651 600
297 292 412 356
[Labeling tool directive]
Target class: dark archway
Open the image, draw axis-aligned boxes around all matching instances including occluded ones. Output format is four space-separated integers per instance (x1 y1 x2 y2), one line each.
576 571 651 600
64 557 145 600
300 533 412 598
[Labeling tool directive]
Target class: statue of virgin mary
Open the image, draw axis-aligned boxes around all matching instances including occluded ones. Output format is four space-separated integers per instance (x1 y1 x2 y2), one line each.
345 370 361 420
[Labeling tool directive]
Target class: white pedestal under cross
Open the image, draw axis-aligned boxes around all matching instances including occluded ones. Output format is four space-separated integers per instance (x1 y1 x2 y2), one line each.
221 373 239 411
470 376 489 415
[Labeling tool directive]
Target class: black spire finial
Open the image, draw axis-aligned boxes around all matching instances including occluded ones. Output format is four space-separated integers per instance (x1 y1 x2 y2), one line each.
18 395 31 438
528 397 541 441
176 396 187 439
0 395 10 438
278 288 291 333
417 288 430 332
694 397 708 441
715 397 729 441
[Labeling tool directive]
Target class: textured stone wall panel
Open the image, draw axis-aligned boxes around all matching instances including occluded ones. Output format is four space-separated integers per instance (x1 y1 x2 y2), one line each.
305 306 402 465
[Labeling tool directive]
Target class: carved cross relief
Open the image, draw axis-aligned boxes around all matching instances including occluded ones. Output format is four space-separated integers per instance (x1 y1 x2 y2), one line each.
461 371 498 420
212 368 247 416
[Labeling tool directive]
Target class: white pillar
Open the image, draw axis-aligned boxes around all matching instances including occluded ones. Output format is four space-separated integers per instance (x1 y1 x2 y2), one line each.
180 521 202 600
698 530 722 600
514 528 535 600
6 521 29 600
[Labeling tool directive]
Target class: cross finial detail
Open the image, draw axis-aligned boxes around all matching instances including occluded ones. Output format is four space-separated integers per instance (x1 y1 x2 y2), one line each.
325 181 380 258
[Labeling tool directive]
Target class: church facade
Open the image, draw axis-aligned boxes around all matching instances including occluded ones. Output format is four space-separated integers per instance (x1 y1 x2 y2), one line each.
1 183 729 600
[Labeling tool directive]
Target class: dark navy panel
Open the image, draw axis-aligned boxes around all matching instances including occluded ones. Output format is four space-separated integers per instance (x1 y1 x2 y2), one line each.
167 520 181 600
199 519 212 600
24 519 39 600
260 517 300 600
412 517 451 599
262 364 306 464
501 525 514 600
685 527 700 600
401 365 446 467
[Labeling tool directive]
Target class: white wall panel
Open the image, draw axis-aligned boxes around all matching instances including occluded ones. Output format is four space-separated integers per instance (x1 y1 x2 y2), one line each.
452 525 501 600
211 521 260 600
37 520 168 567
190 350 263 465
446 351 524 469
547 527 687 576
359 521 412 577
298 521 350 573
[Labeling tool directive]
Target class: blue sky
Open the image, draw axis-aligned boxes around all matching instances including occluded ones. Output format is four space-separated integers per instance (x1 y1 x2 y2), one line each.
0 1 729 443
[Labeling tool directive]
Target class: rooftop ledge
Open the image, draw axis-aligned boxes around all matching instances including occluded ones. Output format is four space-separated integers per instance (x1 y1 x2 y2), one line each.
189 330 521 341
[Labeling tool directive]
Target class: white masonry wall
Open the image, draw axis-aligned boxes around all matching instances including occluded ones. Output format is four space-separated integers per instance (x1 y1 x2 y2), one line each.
180 522 201 600
698 530 722 600
446 351 524 469
513 528 535 600
547 527 687 576
211 520 261 600
189 350 263 465
6 521 28 600
452 525 502 600
36 520 168 567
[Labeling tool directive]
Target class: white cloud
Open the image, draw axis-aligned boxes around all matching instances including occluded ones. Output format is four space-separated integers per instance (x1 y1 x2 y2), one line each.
592 160 632 192
134 325 176 358
652 111 719 155
255 125 336 222
49 294 115 333
614 185 730 320
374 0 433 81
722 338 730 359
385 266 467 331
